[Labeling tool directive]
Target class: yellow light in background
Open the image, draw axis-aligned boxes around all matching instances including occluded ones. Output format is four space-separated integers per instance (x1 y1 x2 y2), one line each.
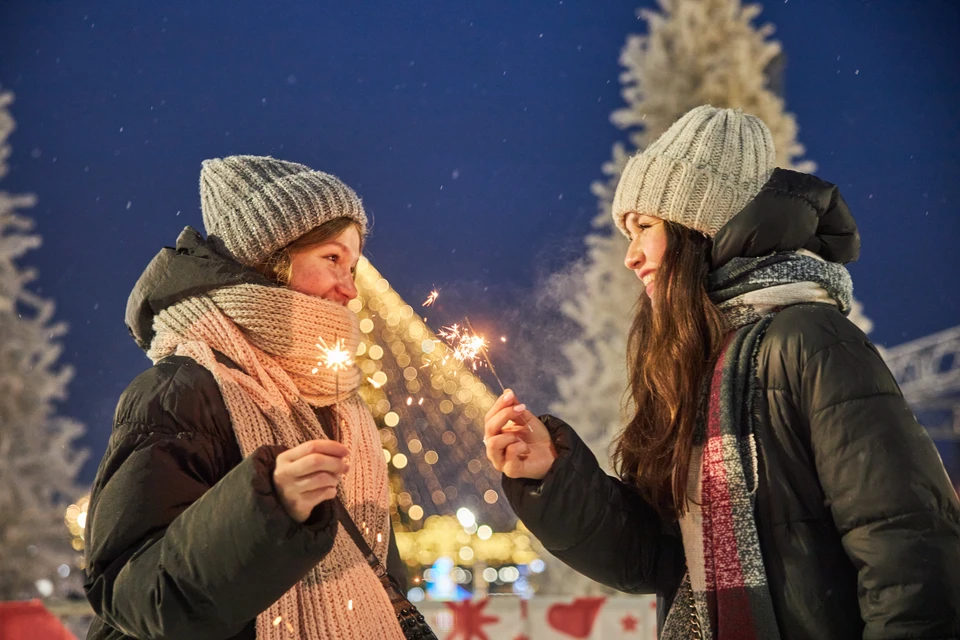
408 439 423 454
347 298 363 313
375 278 390 293
355 342 367 356
368 344 384 360
477 525 493 540
483 490 499 504
383 448 392 462
384 411 400 427
359 318 375 333
372 371 388 386
459 546 475 562
441 431 456 445
392 453 408 469
409 505 424 520
424 450 439 465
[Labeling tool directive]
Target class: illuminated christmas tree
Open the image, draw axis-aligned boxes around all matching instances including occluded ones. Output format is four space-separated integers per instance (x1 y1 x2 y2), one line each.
348 258 543 594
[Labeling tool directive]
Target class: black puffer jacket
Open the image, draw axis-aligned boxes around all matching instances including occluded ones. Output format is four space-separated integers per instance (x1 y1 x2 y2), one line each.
83 229 406 640
503 170 960 639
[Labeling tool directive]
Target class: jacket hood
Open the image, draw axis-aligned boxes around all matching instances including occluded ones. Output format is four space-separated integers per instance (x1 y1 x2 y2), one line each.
711 168 861 269
125 226 274 351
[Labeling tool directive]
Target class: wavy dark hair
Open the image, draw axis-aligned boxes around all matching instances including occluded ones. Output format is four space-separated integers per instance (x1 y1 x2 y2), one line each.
612 221 727 520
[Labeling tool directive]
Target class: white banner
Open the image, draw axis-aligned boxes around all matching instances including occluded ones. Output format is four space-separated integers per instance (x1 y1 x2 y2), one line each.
417 595 657 639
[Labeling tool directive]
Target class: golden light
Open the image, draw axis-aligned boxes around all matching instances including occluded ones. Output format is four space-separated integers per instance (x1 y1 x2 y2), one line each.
384 411 400 427
315 337 353 373
422 289 439 307
408 505 424 520
392 453 408 469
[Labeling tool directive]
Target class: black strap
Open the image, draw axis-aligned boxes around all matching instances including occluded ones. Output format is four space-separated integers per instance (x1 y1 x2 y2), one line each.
334 498 390 578
313 406 390 579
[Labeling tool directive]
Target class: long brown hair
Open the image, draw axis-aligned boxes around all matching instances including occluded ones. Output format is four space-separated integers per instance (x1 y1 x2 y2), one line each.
612 221 727 520
254 217 363 286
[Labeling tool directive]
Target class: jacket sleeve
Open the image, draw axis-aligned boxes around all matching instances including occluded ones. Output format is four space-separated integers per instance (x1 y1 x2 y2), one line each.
84 426 338 640
800 325 960 638
501 415 684 594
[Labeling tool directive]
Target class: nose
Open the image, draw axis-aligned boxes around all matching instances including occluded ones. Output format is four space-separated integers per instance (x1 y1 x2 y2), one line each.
624 237 644 271
337 273 359 302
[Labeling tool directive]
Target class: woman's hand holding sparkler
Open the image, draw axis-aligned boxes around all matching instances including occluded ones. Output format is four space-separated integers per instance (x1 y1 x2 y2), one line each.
274 440 351 523
484 389 557 480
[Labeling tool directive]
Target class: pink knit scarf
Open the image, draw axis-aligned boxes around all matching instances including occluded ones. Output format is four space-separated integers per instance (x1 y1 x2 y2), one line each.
149 283 404 640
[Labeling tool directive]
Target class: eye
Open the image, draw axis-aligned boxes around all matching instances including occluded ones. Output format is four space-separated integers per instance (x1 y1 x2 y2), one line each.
325 254 339 264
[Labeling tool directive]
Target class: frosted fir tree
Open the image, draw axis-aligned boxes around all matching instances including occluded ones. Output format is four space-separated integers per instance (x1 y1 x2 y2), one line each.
542 0 872 594
0 90 87 601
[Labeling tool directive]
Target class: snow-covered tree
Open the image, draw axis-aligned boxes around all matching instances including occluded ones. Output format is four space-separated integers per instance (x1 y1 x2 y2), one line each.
0 90 87 601
541 0 866 594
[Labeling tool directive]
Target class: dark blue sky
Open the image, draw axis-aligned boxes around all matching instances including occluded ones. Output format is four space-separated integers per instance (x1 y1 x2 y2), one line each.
2 0 958 483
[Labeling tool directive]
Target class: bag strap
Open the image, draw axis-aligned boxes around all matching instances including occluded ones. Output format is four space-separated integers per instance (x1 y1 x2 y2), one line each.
314 406 390 580
334 498 390 579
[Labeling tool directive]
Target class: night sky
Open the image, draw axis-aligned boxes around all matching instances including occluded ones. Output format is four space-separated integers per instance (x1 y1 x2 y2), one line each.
2 0 958 484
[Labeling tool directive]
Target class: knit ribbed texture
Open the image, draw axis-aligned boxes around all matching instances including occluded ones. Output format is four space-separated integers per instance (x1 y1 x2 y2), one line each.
149 284 404 640
612 105 776 239
200 155 368 267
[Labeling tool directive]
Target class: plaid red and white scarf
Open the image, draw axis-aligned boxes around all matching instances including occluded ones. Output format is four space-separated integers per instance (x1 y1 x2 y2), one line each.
661 252 854 640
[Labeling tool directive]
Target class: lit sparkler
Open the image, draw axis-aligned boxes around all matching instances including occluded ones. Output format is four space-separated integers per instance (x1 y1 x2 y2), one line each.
315 337 353 373
437 317 506 392
315 336 353 442
422 289 440 307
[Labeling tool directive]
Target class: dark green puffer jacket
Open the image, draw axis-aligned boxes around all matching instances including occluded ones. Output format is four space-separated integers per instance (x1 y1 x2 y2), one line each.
83 229 406 640
503 169 960 639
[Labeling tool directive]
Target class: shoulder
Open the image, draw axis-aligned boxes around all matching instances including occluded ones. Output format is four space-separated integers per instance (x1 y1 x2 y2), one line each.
113 355 234 443
762 302 871 358
757 303 882 388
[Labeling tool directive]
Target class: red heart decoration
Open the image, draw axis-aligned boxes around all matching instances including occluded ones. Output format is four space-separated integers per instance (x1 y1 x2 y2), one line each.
546 596 607 639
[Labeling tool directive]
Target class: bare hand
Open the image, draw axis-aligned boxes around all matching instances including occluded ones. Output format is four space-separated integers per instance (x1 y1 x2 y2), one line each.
484 389 557 480
273 439 350 523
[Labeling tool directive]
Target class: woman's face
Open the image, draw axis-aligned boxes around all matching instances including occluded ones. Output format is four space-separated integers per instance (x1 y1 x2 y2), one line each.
623 213 667 299
287 225 361 305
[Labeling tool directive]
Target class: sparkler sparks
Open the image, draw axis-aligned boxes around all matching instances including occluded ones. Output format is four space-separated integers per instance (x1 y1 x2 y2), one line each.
422 289 440 307
438 323 488 370
314 337 353 373
436 317 506 392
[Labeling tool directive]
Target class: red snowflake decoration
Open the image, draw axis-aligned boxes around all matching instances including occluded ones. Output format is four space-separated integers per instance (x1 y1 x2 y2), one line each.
445 599 500 640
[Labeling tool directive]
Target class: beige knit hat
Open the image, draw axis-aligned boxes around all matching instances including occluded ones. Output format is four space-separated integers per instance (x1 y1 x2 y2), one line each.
200 155 368 267
612 105 776 239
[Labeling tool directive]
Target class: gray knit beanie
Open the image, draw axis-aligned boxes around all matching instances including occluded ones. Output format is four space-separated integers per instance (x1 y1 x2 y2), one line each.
612 105 776 239
199 155 368 267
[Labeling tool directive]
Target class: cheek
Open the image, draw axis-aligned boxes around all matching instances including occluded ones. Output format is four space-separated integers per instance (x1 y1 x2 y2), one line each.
288 261 338 298
648 233 668 264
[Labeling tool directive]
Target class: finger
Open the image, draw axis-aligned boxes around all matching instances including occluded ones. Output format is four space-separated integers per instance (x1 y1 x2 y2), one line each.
485 403 530 440
299 486 338 505
485 432 521 470
286 452 350 479
279 439 350 464
484 388 518 424
295 470 341 493
505 440 531 460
